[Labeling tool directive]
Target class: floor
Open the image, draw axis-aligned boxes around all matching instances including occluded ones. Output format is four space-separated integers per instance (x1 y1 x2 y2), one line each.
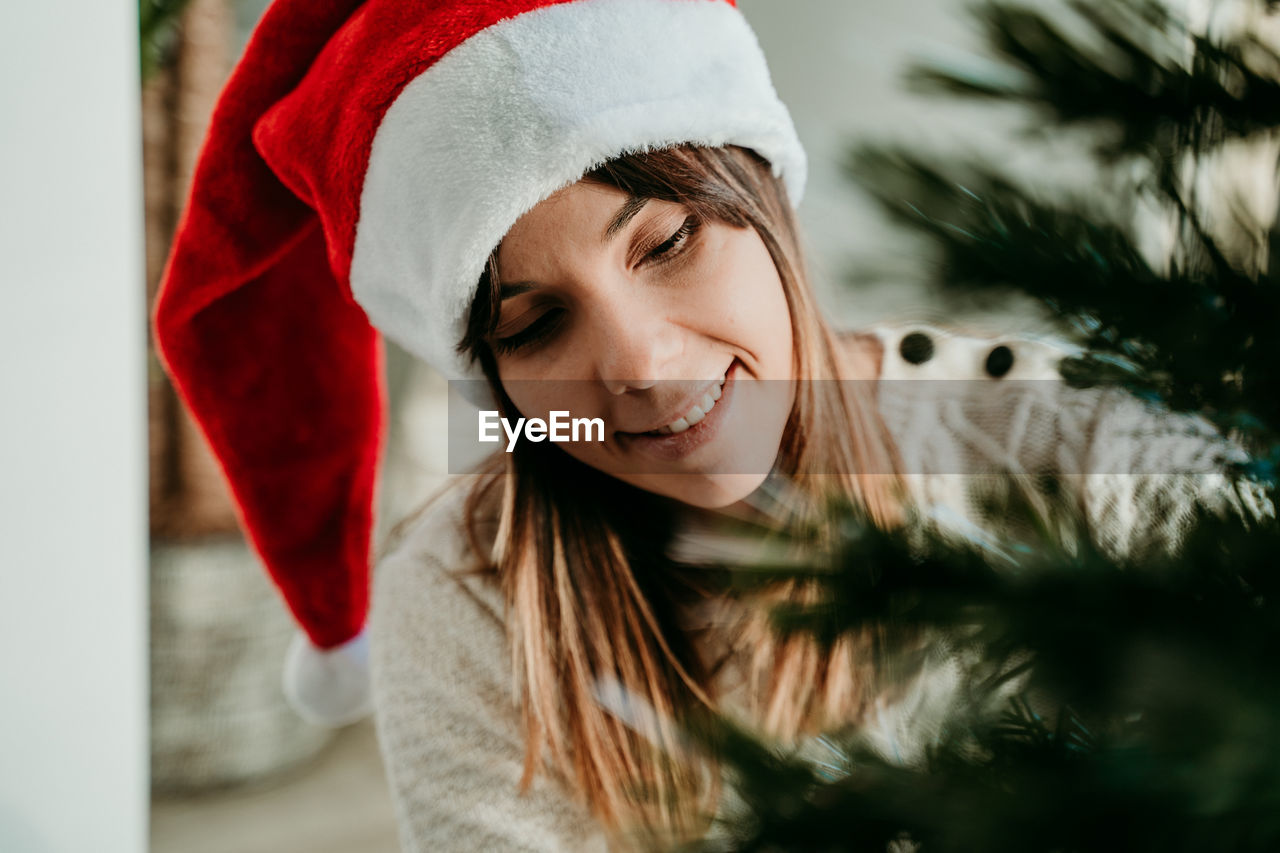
150 720 400 853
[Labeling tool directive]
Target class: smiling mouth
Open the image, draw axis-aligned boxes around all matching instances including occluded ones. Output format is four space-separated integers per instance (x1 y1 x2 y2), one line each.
614 365 733 438
612 360 742 462
639 373 728 436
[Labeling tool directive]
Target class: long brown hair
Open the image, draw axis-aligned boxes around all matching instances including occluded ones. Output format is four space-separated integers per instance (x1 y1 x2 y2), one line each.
451 145 910 847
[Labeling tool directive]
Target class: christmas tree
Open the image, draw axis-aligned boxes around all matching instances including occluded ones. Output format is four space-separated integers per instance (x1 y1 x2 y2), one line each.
665 2 1280 850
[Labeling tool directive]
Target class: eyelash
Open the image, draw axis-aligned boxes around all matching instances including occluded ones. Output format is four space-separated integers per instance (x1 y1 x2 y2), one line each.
491 308 565 356
491 215 702 356
642 214 701 266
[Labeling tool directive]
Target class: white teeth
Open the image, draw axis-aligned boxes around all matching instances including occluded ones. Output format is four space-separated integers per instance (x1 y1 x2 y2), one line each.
651 375 727 435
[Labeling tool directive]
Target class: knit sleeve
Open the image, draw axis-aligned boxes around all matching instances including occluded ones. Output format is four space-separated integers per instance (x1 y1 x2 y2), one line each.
929 378 1276 562
1065 384 1275 561
369 485 611 853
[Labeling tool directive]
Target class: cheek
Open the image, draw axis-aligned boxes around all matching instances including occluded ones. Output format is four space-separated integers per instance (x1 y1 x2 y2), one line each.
700 228 793 372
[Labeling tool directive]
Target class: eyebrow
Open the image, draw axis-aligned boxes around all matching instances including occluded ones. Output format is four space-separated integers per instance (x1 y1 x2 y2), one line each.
604 195 649 241
499 281 538 301
498 195 650 301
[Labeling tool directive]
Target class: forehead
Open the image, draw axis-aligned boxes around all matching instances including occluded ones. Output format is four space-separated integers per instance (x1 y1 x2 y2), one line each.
501 180 629 253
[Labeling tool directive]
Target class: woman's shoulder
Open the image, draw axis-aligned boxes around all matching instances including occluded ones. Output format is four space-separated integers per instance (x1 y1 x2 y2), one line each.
369 479 613 852
371 477 505 655
844 319 1094 494
845 319 1093 464
846 320 1081 381
379 477 490 577
842 320 1106 549
849 319 1273 559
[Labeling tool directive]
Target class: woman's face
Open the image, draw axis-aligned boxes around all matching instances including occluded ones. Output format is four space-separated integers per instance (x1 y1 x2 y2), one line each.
490 179 796 508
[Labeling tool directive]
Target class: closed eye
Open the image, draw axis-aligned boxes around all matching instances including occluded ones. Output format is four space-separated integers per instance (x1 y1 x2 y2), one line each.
491 308 566 356
641 215 701 266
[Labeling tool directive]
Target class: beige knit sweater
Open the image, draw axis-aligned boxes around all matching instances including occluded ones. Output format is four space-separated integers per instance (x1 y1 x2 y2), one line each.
369 322 1273 853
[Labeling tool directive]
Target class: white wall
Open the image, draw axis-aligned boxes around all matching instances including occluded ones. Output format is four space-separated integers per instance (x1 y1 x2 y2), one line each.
0 2 148 852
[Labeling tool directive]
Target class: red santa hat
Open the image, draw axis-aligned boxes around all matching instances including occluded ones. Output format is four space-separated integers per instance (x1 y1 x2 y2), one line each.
152 0 806 725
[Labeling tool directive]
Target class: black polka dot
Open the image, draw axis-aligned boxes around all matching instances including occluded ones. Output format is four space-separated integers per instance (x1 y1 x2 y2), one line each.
899 332 934 365
985 345 1014 378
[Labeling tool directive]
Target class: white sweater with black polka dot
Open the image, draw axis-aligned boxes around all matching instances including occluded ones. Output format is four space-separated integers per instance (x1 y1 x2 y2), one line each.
369 322 1273 853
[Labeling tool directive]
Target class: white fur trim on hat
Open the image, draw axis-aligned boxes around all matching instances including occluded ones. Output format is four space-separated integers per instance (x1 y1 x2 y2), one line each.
349 0 807 383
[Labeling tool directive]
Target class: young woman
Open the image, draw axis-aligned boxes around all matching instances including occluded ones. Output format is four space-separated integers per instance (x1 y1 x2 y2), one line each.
151 1 1272 851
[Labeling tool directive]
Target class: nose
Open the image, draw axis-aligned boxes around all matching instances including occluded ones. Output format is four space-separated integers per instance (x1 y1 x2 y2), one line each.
589 295 684 395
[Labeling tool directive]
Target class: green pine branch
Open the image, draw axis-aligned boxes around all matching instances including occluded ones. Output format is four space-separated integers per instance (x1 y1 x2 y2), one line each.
907 0 1280 160
844 146 1280 448
678 491 1280 852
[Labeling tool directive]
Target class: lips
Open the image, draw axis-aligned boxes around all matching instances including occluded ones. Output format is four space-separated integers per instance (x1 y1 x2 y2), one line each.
640 374 727 435
616 363 735 437
614 359 742 462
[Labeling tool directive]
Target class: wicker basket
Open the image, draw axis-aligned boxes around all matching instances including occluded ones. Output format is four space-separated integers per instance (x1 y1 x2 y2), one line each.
150 536 333 793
